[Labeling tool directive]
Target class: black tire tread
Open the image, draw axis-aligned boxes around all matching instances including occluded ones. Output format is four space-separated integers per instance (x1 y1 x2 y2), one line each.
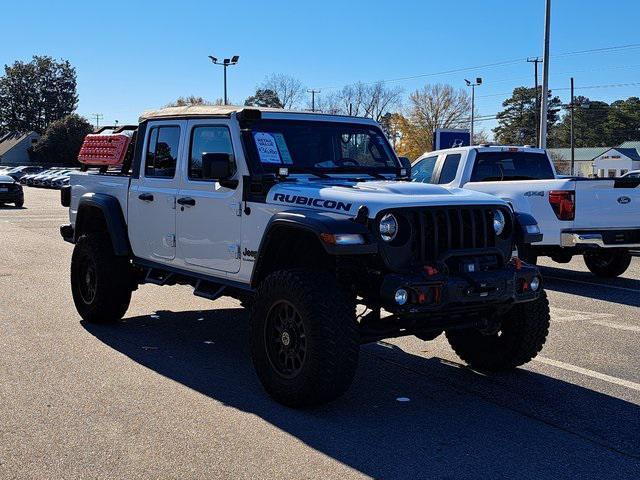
71 233 132 323
583 251 631 278
250 269 359 407
446 291 550 371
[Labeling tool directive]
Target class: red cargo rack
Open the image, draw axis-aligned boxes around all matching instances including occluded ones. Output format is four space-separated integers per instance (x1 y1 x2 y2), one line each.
78 133 132 166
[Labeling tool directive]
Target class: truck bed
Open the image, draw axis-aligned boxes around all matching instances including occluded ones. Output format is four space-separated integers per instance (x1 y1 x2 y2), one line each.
68 172 130 227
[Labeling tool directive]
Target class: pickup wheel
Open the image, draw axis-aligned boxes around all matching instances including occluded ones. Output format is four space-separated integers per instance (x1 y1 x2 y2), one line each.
583 250 631 278
446 291 550 371
250 269 359 407
71 233 132 323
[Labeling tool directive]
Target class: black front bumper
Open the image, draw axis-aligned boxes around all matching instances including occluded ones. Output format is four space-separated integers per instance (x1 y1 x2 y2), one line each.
0 191 23 203
380 263 541 316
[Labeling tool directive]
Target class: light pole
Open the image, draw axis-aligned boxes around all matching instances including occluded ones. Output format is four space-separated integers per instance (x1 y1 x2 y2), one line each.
539 0 551 148
465 78 482 146
208 55 239 105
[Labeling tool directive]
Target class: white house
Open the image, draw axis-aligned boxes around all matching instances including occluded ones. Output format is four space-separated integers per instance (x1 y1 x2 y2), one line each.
0 132 40 166
593 147 640 177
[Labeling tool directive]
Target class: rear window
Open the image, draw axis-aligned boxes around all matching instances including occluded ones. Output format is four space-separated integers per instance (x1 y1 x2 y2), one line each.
471 151 554 182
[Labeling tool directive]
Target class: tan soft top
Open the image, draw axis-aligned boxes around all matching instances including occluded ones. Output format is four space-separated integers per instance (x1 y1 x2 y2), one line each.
138 105 377 124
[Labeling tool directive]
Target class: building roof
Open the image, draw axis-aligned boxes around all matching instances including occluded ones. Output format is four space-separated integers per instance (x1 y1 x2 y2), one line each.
599 147 640 161
0 132 37 157
138 104 374 123
618 141 640 150
547 147 610 162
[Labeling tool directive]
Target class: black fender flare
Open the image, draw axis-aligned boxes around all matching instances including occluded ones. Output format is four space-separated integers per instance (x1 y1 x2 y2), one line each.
514 212 544 245
250 209 377 287
75 193 131 256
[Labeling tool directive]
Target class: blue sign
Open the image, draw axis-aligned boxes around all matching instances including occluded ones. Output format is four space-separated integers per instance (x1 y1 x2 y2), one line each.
433 128 470 150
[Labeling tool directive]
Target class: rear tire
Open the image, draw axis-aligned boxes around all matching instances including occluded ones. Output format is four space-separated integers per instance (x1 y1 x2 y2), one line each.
71 233 132 323
14 199 23 208
446 291 550 371
250 269 359 407
583 250 631 278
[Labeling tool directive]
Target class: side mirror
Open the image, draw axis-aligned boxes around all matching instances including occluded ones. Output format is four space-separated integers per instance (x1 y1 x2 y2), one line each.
202 152 233 180
398 156 411 177
202 152 238 189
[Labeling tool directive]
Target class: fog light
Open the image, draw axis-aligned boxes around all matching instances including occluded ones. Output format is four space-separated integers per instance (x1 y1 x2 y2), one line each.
530 276 540 292
394 288 409 305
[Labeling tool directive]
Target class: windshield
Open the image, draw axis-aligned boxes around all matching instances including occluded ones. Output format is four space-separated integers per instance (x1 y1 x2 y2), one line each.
471 151 555 182
247 120 400 174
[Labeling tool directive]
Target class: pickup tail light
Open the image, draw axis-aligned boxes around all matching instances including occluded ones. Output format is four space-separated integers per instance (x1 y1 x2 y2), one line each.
548 190 575 221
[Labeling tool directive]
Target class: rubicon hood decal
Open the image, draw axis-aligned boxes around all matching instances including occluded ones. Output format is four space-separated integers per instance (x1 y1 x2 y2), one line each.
272 193 352 212
267 179 507 217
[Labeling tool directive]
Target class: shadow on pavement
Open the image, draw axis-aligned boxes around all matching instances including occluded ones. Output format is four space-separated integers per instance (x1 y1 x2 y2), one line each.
540 265 640 308
83 307 640 479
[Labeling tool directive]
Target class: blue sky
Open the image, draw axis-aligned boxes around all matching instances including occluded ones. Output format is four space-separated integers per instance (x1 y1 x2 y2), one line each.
2 0 639 135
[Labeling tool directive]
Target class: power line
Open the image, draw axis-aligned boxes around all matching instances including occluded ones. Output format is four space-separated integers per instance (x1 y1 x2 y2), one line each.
316 42 640 90
92 113 103 128
477 81 640 99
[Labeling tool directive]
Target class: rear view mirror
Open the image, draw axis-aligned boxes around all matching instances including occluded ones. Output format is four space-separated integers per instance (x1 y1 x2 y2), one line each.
202 152 233 180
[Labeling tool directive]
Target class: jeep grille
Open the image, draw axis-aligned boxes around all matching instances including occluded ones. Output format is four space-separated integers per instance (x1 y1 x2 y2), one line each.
411 206 500 263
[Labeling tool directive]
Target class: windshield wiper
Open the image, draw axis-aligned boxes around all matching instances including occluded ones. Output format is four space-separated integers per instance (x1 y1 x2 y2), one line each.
328 166 389 180
285 166 331 179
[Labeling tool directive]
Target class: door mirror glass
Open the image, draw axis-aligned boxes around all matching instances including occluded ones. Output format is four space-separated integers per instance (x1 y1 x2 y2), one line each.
202 152 234 180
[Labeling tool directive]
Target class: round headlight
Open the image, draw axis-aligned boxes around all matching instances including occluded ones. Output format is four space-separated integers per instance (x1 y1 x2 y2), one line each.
394 288 409 305
493 209 506 236
379 213 398 242
530 276 540 292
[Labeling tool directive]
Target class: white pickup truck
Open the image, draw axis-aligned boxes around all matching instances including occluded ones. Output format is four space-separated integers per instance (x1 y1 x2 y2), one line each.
412 146 640 277
60 106 548 407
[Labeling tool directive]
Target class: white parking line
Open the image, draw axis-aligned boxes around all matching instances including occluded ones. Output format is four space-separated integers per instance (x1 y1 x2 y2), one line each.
535 356 640 392
591 320 640 333
544 275 640 294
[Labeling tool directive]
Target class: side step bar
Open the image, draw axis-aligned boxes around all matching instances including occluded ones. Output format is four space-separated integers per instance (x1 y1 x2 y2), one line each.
193 280 226 301
144 268 175 286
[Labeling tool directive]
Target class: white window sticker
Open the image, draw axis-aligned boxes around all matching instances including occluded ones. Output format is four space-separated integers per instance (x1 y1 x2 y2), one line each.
254 132 282 164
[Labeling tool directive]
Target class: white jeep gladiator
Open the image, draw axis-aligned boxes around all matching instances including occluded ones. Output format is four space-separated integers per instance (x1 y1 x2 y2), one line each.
61 106 548 407
413 146 640 277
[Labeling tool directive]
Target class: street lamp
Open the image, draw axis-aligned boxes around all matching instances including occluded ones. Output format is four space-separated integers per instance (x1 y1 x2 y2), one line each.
208 54 240 105
465 77 482 146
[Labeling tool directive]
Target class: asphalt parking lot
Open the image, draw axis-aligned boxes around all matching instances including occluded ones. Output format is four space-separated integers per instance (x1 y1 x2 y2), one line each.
1 188 639 479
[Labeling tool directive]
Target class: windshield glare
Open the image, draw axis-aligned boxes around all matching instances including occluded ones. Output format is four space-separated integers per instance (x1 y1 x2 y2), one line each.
249 120 399 173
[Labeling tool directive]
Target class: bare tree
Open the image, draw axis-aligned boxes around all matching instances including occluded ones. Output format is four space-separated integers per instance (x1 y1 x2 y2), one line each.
260 74 305 109
316 81 402 121
407 84 471 133
166 95 214 107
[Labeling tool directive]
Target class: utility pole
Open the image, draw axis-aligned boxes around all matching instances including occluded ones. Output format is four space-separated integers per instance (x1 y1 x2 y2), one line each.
527 57 542 145
92 113 103 129
539 0 551 148
465 78 482 146
570 77 575 176
208 55 240 105
307 89 320 112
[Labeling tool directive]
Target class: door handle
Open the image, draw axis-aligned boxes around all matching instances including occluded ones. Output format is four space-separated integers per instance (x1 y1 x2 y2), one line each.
138 193 154 201
177 197 196 207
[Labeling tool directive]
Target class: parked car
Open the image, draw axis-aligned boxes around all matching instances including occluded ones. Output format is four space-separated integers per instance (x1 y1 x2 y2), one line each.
412 145 640 277
7 166 43 181
60 106 548 407
48 171 75 189
0 175 24 207
621 170 640 179
33 168 71 187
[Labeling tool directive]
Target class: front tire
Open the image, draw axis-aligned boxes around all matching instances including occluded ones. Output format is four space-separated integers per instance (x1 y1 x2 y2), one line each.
583 250 631 278
250 270 359 407
446 291 550 371
14 199 24 208
71 233 132 323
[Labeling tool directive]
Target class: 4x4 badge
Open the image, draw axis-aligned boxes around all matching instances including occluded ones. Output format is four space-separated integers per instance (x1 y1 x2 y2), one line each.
617 196 631 204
